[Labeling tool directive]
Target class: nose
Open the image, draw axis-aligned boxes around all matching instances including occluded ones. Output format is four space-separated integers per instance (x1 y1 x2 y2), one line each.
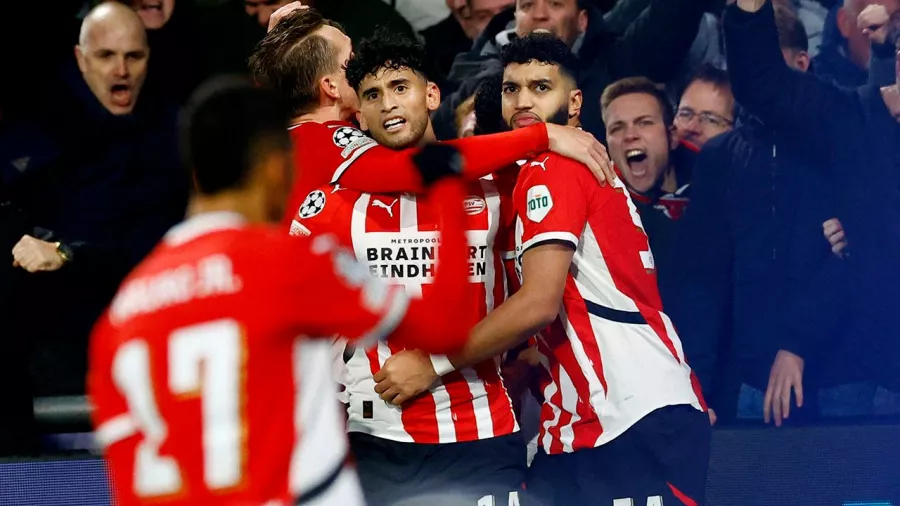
531 0 550 20
623 124 640 142
380 92 398 112
257 10 269 28
114 56 129 78
514 90 533 111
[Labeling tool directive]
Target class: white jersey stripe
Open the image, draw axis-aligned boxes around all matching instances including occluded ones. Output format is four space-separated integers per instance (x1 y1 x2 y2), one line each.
432 376 458 443
556 364 578 453
480 178 501 313
461 367 495 440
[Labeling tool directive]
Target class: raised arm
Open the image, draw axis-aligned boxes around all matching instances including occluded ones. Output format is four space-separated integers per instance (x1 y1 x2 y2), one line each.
725 0 860 137
604 0 708 82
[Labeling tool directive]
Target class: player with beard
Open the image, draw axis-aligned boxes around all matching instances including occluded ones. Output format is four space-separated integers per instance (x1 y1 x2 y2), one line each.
291 31 526 506
444 33 710 506
247 6 615 231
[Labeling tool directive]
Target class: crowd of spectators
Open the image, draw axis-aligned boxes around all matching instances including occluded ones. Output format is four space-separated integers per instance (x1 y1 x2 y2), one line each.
1 0 899 457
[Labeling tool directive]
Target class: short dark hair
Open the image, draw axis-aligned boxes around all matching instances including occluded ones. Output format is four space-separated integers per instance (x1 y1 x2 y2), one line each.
248 8 344 117
600 76 674 127
686 63 730 91
181 76 290 195
345 28 430 92
500 32 580 83
774 6 808 53
474 71 508 135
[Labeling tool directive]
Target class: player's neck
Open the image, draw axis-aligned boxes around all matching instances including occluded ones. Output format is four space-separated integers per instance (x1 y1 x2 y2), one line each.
187 194 266 224
418 123 437 146
291 104 346 126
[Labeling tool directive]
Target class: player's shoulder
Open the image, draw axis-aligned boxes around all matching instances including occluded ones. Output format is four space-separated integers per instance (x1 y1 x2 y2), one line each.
523 151 591 176
291 120 376 153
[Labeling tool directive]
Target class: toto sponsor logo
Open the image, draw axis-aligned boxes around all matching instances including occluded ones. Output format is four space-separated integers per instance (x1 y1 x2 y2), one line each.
464 196 486 215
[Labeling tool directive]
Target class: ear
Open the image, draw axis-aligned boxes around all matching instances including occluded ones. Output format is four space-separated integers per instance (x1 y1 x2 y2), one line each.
836 7 853 39
75 45 87 72
568 88 583 119
668 124 679 151
577 9 589 34
795 51 811 72
357 110 369 131
425 81 441 112
320 74 341 102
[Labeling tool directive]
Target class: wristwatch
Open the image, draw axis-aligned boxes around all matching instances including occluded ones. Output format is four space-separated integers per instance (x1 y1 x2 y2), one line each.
54 241 73 264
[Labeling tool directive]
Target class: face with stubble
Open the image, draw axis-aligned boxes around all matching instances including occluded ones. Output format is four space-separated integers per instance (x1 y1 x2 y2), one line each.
357 66 440 149
501 60 581 130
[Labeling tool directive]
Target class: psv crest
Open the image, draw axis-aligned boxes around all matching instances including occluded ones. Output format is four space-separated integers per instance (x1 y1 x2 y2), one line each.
298 190 326 219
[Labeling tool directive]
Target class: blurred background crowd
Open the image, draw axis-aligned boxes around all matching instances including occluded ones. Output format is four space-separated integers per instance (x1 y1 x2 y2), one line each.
1 0 900 459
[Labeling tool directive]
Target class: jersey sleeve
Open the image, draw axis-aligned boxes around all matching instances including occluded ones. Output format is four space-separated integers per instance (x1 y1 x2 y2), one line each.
277 235 411 349
292 122 549 195
517 156 592 253
288 186 343 239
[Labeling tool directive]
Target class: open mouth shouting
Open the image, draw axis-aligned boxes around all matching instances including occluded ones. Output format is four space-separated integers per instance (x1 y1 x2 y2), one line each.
624 148 649 177
136 0 170 28
110 82 134 109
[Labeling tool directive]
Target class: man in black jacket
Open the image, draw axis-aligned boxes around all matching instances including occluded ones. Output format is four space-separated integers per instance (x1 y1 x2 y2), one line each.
720 0 900 420
433 0 708 141
600 77 699 321
1 3 188 396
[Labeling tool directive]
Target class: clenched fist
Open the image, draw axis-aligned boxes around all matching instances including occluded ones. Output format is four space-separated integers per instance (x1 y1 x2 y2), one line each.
12 235 67 273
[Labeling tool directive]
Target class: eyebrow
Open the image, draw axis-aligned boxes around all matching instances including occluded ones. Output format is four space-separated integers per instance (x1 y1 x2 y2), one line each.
360 77 412 97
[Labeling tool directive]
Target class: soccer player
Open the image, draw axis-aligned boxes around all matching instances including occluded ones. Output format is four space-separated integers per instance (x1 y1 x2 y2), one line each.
246 6 615 228
292 32 525 506
88 78 475 506
447 34 711 506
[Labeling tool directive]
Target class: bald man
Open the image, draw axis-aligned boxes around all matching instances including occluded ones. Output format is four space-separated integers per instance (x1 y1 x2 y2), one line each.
76 2 149 115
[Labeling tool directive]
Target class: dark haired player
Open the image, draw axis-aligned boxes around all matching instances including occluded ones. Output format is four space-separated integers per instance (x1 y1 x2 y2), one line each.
448 34 711 506
292 30 526 506
247 6 615 229
88 77 475 506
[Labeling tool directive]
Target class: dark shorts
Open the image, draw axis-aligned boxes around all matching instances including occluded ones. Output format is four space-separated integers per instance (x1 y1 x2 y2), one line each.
350 431 527 506
525 405 711 506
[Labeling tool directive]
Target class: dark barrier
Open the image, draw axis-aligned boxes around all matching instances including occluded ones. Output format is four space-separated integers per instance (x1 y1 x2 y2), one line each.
1 424 899 506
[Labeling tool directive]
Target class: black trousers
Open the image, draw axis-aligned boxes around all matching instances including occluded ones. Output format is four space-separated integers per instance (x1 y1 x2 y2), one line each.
350 431 527 506
526 405 711 506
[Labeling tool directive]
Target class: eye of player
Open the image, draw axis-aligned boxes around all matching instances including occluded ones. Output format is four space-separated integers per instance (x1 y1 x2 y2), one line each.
502 83 519 94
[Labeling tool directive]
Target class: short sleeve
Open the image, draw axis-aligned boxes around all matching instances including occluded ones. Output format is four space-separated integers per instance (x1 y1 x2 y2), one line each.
517 155 590 252
276 235 410 348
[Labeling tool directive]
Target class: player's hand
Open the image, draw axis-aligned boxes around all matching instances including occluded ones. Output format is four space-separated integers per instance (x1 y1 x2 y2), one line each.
823 218 848 257
267 1 309 32
373 350 439 406
544 124 615 186
708 408 718 426
763 349 804 427
12 235 66 273
858 3 892 45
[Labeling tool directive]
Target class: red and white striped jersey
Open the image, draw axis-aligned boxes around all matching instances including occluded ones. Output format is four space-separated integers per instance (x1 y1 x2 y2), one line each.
292 178 520 444
88 212 405 506
513 153 706 455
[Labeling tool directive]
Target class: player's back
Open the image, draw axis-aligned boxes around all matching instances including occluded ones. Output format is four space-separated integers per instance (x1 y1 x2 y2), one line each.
513 153 704 453
90 213 364 506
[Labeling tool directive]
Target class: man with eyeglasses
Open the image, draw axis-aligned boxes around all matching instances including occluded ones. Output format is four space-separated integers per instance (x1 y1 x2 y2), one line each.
673 64 736 148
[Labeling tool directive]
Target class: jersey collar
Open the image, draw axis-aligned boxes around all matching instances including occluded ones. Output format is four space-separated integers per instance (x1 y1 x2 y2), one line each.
164 211 246 246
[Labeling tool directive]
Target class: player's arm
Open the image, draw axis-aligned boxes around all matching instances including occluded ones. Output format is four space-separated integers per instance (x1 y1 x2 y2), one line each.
297 146 475 354
450 243 573 370
336 124 614 193
451 158 591 370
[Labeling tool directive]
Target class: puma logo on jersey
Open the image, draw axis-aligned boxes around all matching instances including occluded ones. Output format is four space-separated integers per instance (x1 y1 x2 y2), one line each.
529 156 550 171
371 198 398 218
